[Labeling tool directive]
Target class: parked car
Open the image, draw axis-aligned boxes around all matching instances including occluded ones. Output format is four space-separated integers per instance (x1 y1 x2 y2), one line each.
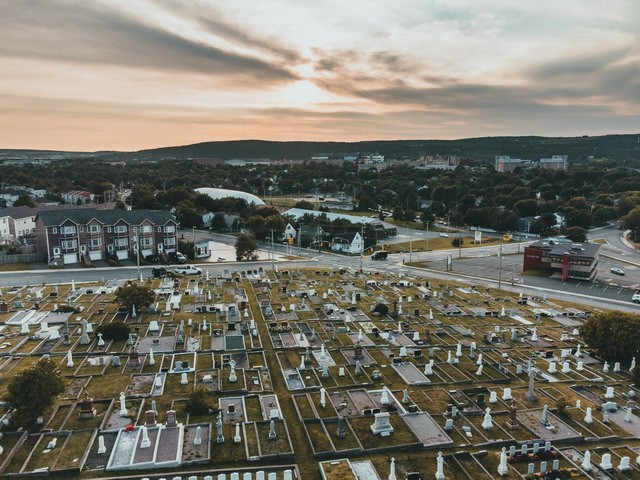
168 252 187 264
439 233 450 238
174 265 202 275
633 292 640 303
371 251 388 260
611 267 625 276
145 254 160 264
151 267 168 278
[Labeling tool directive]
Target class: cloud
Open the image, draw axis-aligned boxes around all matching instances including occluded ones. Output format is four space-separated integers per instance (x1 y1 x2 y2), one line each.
0 0 297 86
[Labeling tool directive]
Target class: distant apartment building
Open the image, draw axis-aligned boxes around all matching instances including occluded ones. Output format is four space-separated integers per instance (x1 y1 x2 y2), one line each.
495 156 531 172
36 208 178 265
539 155 568 171
523 239 600 281
496 155 567 172
62 190 95 204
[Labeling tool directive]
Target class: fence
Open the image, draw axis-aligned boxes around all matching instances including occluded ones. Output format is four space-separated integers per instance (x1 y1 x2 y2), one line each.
0 252 44 264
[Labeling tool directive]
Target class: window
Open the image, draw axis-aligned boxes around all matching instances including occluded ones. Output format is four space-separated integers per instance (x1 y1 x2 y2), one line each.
165 237 176 246
61 239 77 250
90 238 101 248
142 237 152 247
52 227 58 234
141 225 152 234
90 225 101 233
63 226 76 235
107 227 112 233
165 225 176 233
115 238 128 247
115 225 127 234
157 227 162 232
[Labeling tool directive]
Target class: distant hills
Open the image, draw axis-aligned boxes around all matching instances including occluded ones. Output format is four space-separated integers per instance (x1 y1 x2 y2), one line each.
2 134 640 162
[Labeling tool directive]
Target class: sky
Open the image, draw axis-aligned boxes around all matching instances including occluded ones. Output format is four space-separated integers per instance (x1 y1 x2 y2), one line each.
0 0 639 151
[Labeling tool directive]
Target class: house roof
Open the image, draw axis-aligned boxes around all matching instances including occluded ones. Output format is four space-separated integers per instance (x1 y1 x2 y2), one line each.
36 208 175 227
0 203 108 220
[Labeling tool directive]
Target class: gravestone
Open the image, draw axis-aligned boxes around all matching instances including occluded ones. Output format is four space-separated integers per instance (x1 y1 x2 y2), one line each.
166 410 178 427
370 412 394 435
79 392 97 419
145 410 157 426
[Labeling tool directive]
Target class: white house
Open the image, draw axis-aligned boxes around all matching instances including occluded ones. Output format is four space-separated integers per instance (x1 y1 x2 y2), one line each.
331 232 364 254
282 223 297 243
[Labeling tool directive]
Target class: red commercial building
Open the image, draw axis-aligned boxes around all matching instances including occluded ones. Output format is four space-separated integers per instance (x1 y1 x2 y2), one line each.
523 240 600 281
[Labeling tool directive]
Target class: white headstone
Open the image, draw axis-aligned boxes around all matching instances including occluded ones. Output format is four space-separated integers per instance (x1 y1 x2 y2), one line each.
581 450 592 471
584 407 593 424
435 451 445 480
619 456 631 471
599 453 612 470
481 407 493 430
194 425 202 446
140 425 151 448
497 447 509 476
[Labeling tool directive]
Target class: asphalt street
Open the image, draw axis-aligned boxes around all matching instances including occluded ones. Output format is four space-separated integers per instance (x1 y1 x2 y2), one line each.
1 224 639 313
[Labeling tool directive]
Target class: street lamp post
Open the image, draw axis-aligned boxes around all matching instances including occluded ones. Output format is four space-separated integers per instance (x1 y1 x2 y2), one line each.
426 220 429 251
192 226 196 259
498 243 503 290
134 235 141 282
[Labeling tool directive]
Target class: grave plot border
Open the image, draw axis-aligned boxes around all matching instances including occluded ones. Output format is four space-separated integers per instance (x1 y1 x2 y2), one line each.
0 431 28 476
50 428 98 474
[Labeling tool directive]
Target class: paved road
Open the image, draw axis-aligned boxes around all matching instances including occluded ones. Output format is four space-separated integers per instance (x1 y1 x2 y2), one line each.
2 226 640 312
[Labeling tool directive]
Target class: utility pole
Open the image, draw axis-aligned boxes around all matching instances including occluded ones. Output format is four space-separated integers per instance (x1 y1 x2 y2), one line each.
360 225 364 271
458 233 462 259
134 235 141 282
498 243 503 290
270 229 275 270
297 223 302 256
426 220 429 251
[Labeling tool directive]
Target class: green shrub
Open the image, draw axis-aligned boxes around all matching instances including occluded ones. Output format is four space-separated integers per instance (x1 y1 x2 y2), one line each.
186 387 214 415
95 321 131 341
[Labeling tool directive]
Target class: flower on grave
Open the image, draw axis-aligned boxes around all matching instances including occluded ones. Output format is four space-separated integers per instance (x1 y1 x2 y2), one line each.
125 424 135 432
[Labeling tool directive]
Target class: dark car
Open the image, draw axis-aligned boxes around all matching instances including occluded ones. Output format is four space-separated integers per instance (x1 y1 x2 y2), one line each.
168 252 187 264
152 267 168 278
145 254 160 264
371 251 388 260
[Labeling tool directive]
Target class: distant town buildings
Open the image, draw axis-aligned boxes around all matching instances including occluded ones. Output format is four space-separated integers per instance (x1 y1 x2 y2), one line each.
495 155 568 172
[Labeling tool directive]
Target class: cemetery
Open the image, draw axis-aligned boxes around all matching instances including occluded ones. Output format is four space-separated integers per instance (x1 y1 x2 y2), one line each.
0 266 639 479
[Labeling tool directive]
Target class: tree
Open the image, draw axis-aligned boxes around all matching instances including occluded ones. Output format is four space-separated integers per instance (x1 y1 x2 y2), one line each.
235 232 258 261
563 226 587 242
293 200 314 210
115 284 154 314
6 358 65 429
372 303 389 315
581 311 640 363
210 213 227 231
95 321 131 341
452 237 464 248
185 387 217 415
13 194 35 208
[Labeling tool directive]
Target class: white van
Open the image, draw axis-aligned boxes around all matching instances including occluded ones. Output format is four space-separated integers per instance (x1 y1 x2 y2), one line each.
632 292 640 303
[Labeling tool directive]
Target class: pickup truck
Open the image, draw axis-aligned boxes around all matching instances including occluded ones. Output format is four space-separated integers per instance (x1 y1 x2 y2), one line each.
174 265 202 276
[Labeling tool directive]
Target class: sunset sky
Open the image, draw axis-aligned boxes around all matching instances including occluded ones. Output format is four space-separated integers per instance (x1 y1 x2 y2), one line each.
1 0 639 151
